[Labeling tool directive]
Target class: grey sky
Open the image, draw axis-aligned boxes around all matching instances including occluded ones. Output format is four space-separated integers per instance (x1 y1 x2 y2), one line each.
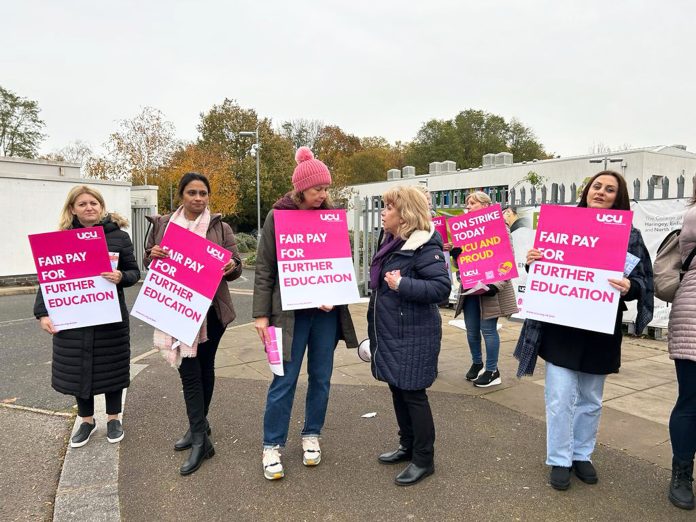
4 0 695 159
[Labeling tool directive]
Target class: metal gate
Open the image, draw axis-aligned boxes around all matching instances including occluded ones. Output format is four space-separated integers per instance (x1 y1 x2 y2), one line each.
131 204 157 274
352 174 693 297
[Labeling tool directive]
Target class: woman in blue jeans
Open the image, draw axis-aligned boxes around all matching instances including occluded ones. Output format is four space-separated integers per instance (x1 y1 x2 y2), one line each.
453 192 518 387
516 171 654 491
252 147 357 480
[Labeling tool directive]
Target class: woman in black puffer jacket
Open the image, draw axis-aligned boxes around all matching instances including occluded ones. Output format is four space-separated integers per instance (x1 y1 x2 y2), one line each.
34 185 140 448
368 185 451 487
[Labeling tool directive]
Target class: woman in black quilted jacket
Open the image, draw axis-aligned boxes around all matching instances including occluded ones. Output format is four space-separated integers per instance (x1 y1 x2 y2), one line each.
367 185 451 486
34 185 140 448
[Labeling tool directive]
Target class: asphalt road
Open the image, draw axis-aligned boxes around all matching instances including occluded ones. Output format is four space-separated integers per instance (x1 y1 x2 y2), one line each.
0 268 255 412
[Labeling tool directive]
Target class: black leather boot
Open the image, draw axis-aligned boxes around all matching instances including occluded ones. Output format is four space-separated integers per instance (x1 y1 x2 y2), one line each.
378 446 412 464
669 458 695 510
180 432 215 476
174 425 211 451
395 462 434 486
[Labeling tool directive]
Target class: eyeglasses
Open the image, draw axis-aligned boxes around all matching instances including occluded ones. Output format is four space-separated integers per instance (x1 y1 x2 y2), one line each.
185 190 209 197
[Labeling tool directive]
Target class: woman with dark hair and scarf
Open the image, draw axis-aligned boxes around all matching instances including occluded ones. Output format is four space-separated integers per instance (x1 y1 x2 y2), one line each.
145 172 242 475
514 170 654 491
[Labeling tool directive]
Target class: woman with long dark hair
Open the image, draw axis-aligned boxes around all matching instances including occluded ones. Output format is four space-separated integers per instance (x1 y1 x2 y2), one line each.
145 172 242 475
515 170 654 491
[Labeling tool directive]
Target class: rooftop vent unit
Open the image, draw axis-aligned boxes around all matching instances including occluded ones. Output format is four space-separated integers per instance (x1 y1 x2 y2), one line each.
495 152 513 167
482 153 496 168
441 160 456 173
387 169 402 180
402 166 416 178
429 161 442 175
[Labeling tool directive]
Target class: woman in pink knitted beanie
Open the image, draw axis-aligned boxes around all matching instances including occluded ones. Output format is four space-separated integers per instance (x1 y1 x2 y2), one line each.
252 147 358 481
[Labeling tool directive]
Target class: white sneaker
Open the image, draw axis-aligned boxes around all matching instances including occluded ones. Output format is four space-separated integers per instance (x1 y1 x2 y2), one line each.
302 436 321 466
262 446 284 480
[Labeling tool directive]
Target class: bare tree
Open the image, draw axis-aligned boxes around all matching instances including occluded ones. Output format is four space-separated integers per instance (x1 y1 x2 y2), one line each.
93 106 178 184
279 118 324 150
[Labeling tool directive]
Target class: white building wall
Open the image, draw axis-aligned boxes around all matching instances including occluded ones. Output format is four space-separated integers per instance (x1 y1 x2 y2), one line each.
1 169 131 277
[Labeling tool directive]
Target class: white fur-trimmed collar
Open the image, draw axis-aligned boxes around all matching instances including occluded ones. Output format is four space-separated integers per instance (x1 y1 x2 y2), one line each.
401 223 436 251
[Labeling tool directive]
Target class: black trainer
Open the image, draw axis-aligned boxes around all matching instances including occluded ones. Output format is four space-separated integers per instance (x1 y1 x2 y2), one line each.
70 421 97 448
549 466 571 490
573 460 598 484
465 362 484 381
473 369 501 388
107 419 124 443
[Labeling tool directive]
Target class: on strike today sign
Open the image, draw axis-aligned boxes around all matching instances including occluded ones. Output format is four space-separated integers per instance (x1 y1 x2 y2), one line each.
447 204 518 288
274 209 360 310
520 205 633 334
28 228 121 330
131 223 230 346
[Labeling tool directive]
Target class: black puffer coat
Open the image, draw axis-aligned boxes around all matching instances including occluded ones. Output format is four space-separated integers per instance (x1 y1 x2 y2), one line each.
34 214 140 399
368 226 451 390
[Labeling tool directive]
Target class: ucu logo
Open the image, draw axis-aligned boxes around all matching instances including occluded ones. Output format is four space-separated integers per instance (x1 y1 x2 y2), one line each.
461 269 479 277
320 213 341 222
76 231 99 240
596 214 623 224
206 245 224 261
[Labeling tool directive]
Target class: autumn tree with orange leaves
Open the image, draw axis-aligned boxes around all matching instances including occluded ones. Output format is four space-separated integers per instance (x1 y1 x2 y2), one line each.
159 142 239 215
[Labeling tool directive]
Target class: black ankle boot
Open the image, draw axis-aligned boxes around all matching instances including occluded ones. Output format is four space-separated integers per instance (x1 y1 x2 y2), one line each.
180 432 215 476
174 425 212 451
669 458 695 510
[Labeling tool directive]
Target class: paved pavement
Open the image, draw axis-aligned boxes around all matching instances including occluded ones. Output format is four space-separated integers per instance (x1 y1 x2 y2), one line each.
1 294 689 520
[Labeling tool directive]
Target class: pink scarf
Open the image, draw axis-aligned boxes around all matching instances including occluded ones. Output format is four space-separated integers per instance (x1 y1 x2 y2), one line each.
154 206 211 368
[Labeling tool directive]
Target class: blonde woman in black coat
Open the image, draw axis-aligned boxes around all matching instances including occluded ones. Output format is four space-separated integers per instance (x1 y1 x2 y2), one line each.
34 185 140 448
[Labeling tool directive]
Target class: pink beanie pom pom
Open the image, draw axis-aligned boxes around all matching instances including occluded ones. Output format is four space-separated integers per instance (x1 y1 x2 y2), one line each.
295 146 314 164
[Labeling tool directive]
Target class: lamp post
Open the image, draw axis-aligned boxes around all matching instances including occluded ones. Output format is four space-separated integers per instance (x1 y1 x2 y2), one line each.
239 128 261 239
589 155 624 170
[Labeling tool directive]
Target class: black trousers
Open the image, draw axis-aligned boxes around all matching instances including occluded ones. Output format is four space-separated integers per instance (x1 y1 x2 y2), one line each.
670 358 696 461
388 384 435 467
75 389 123 417
178 308 225 434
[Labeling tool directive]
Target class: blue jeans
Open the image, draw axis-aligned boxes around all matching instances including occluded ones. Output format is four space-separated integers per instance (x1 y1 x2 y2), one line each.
544 362 606 467
263 308 339 447
462 296 500 371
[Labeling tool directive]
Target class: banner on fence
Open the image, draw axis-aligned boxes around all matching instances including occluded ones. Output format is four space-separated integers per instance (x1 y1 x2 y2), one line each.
624 199 689 329
275 209 360 310
131 223 230 346
520 205 633 333
28 228 120 330
447 204 518 287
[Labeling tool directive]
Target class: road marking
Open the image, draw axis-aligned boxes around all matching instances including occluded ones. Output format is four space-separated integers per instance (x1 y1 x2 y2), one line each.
230 288 254 295
0 402 73 418
0 317 35 326
131 348 158 364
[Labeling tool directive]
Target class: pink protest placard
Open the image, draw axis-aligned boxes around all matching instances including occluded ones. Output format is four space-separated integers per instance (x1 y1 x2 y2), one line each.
131 223 230 345
520 205 633 333
265 326 284 376
447 204 518 287
28 228 121 330
274 209 360 310
432 216 448 243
